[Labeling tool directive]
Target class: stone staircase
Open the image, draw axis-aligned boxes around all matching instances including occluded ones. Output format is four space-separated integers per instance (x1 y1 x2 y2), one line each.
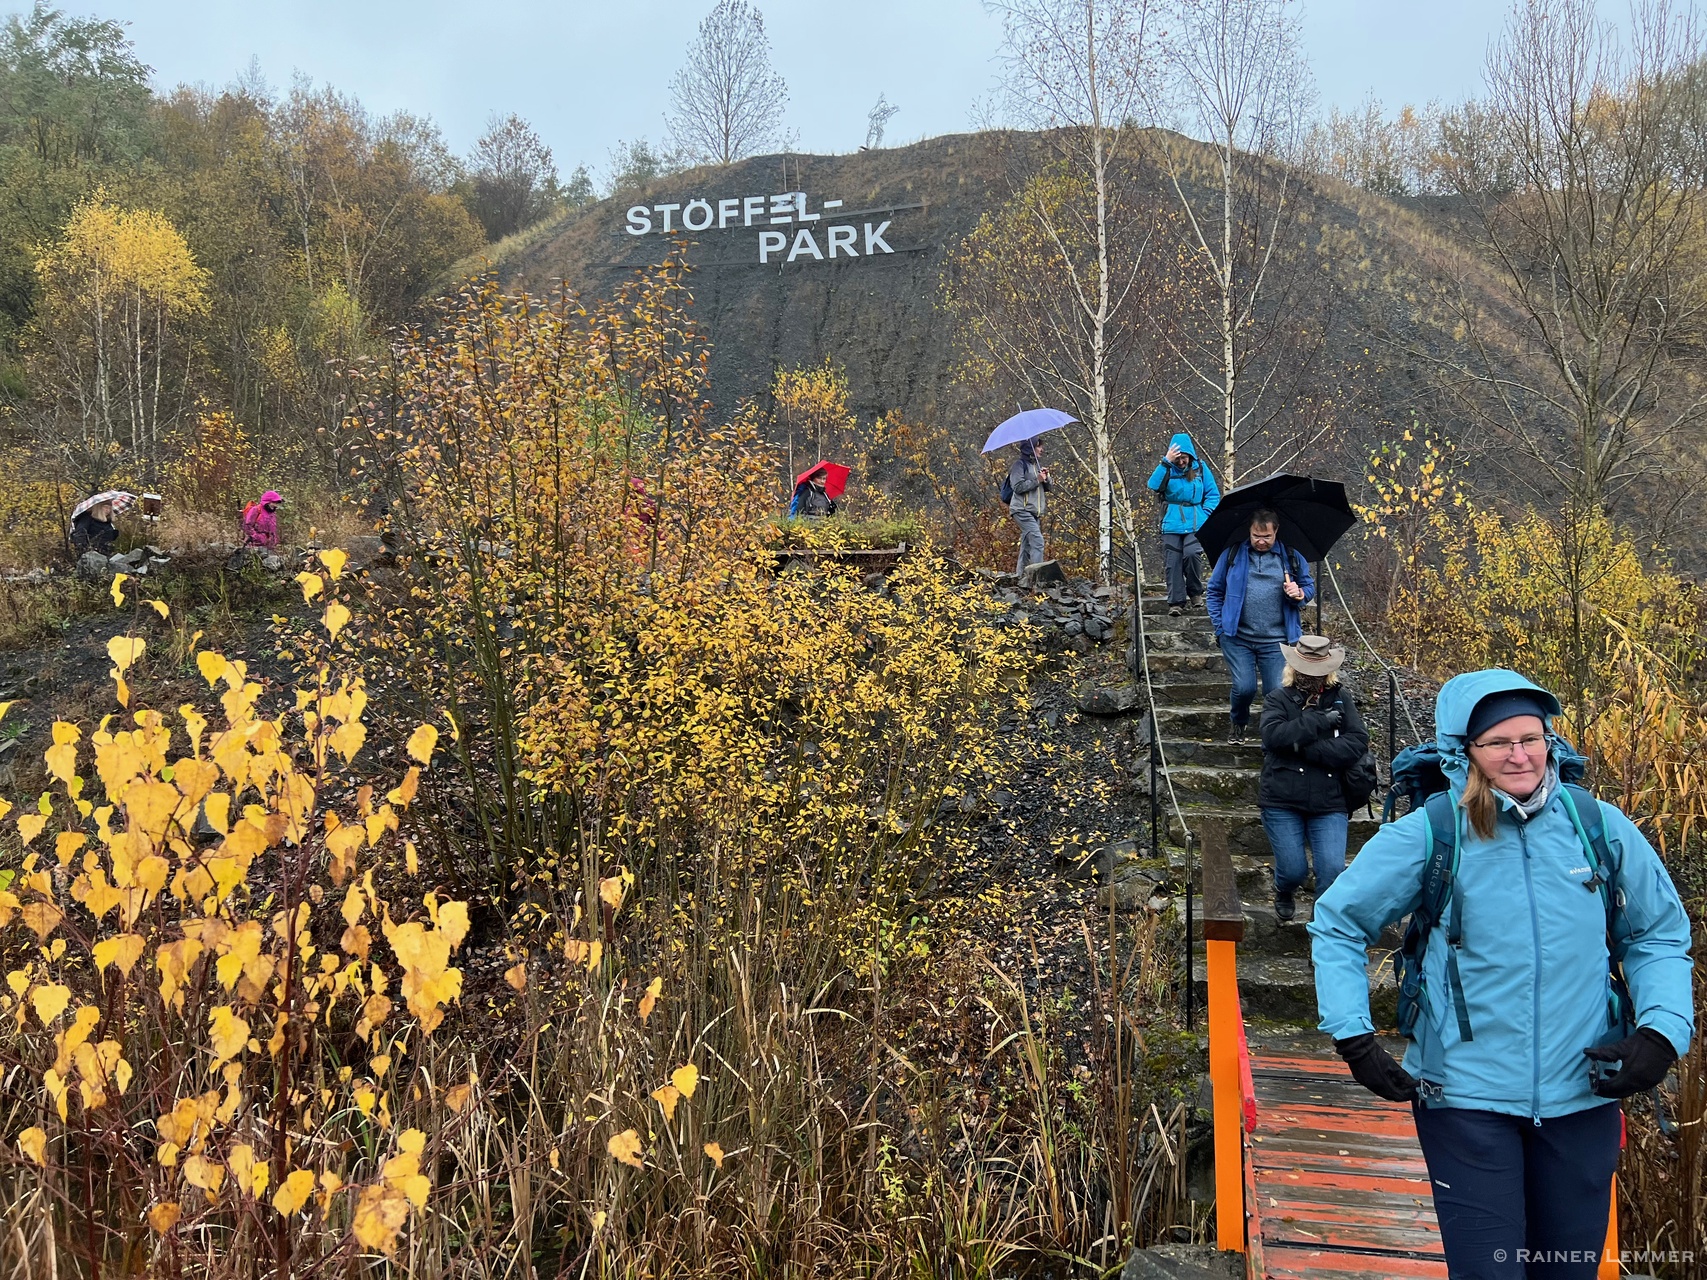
1128 589 1396 1029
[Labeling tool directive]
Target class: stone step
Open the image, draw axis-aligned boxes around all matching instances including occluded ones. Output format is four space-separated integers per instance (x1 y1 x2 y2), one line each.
1133 628 1215 651
1142 677 1228 704
1186 898 1407 960
1191 952 1397 1023
1139 763 1262 807
1138 649 1222 675
1153 702 1237 738
1164 807 1382 857
1152 737 1260 769
1138 596 1215 620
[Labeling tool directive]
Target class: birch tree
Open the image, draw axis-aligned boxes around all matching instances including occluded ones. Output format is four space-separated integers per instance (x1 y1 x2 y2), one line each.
32 195 208 487
666 0 788 166
1157 0 1313 486
983 0 1163 581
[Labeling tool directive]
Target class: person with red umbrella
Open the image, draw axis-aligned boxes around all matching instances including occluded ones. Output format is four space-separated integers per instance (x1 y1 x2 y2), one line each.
789 461 849 519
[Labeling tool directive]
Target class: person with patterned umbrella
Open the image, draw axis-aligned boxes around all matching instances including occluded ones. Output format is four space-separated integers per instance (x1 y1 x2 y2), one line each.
69 490 136 554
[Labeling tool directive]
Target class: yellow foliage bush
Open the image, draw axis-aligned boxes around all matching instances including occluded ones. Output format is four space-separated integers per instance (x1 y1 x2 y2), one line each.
0 553 463 1273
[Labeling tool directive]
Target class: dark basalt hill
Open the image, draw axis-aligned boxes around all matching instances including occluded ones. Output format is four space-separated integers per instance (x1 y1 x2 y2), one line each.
504 131 1054 423
498 129 1542 461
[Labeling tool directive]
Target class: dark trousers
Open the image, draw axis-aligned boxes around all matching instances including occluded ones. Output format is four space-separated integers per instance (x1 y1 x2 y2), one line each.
1412 1102 1621 1279
1217 634 1284 726
1161 532 1203 606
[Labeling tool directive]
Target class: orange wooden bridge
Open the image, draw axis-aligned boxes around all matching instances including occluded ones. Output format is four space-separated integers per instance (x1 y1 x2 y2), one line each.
1198 822 1620 1280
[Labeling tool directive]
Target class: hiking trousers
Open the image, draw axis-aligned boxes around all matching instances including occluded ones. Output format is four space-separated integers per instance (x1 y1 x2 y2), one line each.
1259 806 1347 897
1411 1101 1620 1279
1012 508 1044 577
1161 532 1203 606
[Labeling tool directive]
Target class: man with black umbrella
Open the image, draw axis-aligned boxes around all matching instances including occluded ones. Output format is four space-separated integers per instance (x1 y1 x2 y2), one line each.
1205 508 1315 743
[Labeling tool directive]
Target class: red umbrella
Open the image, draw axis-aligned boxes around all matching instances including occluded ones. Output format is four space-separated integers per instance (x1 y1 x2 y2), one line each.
795 461 851 500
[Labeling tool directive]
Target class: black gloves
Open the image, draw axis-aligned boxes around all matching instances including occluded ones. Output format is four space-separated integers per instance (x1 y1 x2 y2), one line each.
1320 706 1344 731
1584 1027 1678 1099
1335 1033 1419 1102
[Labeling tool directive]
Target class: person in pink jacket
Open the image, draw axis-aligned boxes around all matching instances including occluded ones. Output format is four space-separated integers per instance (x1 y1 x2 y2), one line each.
242 491 282 548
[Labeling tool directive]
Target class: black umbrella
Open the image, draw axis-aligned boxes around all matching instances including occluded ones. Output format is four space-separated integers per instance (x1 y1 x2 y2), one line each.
1195 473 1358 566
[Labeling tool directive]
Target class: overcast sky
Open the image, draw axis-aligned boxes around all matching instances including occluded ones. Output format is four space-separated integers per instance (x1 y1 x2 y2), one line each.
71 1 1543 178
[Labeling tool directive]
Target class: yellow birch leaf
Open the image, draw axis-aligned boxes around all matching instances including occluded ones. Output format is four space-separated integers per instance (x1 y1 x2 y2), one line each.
651 1083 680 1122
404 839 418 874
598 875 625 912
671 1064 699 1099
18 1127 46 1165
208 1006 250 1064
147 1201 181 1233
444 1083 471 1114
110 573 127 607
405 724 438 765
45 742 76 786
351 1184 409 1252
272 1168 316 1216
195 651 227 687
32 984 70 1025
149 600 169 620
113 672 129 707
322 602 351 642
639 976 663 1022
17 814 47 846
296 571 323 602
435 900 469 948
703 1141 725 1169
93 934 145 977
107 635 145 674
318 548 348 579
503 962 527 992
607 1129 644 1169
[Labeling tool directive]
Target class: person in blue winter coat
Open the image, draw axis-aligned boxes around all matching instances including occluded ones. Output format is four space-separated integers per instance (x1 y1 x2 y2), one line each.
1204 511 1313 742
1310 669 1694 1280
1146 432 1220 615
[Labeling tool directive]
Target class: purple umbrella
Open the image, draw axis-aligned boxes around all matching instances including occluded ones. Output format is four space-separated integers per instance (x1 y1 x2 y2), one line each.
981 407 1078 454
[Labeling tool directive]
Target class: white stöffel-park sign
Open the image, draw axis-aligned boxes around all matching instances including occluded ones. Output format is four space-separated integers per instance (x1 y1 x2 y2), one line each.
625 192 905 264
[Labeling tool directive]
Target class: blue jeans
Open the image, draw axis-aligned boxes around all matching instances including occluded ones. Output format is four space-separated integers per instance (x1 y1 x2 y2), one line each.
1411 1101 1620 1279
1260 807 1348 896
1217 633 1284 726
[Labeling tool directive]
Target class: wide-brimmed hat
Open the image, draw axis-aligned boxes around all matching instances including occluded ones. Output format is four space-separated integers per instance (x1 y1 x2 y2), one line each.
1280 634 1345 676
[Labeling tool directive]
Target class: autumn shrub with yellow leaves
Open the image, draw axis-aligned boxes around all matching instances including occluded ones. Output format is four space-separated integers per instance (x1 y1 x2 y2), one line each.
0 551 470 1275
315 264 1207 1275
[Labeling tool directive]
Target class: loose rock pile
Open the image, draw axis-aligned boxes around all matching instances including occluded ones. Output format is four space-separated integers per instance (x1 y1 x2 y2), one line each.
76 545 173 581
984 561 1127 654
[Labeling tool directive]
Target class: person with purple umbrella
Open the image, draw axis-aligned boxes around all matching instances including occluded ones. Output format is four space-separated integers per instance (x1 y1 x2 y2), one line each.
1006 438 1052 577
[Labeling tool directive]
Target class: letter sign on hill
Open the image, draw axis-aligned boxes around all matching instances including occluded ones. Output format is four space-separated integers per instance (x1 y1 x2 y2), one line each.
624 191 911 265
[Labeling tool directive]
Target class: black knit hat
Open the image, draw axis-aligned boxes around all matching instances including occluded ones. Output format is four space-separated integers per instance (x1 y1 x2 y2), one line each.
1464 690 1555 742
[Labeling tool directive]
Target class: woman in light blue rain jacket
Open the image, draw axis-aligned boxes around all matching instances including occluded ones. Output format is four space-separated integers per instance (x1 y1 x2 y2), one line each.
1146 431 1220 613
1310 669 1693 1279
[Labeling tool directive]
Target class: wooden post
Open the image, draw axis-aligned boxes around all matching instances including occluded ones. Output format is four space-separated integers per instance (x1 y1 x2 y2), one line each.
1598 1179 1618 1279
1200 817 1247 1253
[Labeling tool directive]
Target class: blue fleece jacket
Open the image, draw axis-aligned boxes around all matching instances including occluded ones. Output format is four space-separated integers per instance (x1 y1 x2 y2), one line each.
1205 539 1314 642
1310 669 1695 1120
1146 432 1220 535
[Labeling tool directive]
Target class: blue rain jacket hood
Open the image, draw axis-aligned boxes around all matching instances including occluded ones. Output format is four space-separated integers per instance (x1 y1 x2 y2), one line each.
1147 432 1221 534
1310 668 1694 1120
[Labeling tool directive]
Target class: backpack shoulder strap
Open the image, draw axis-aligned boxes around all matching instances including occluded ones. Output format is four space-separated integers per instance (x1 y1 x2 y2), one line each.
1560 783 1620 940
1421 791 1475 1042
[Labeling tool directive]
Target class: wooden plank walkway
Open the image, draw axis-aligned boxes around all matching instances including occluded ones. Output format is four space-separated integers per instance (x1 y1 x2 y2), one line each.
1245 1045 1447 1279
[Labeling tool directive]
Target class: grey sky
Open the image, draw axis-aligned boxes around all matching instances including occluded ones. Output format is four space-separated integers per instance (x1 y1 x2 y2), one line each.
73 1 1525 178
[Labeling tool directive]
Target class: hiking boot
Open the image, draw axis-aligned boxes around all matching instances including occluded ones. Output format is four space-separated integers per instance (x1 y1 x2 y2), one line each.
1275 888 1296 922
1168 604 1183 617
1227 723 1247 744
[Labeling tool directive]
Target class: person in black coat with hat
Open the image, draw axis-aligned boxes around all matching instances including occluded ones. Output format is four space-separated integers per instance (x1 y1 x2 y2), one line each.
1259 634 1369 920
